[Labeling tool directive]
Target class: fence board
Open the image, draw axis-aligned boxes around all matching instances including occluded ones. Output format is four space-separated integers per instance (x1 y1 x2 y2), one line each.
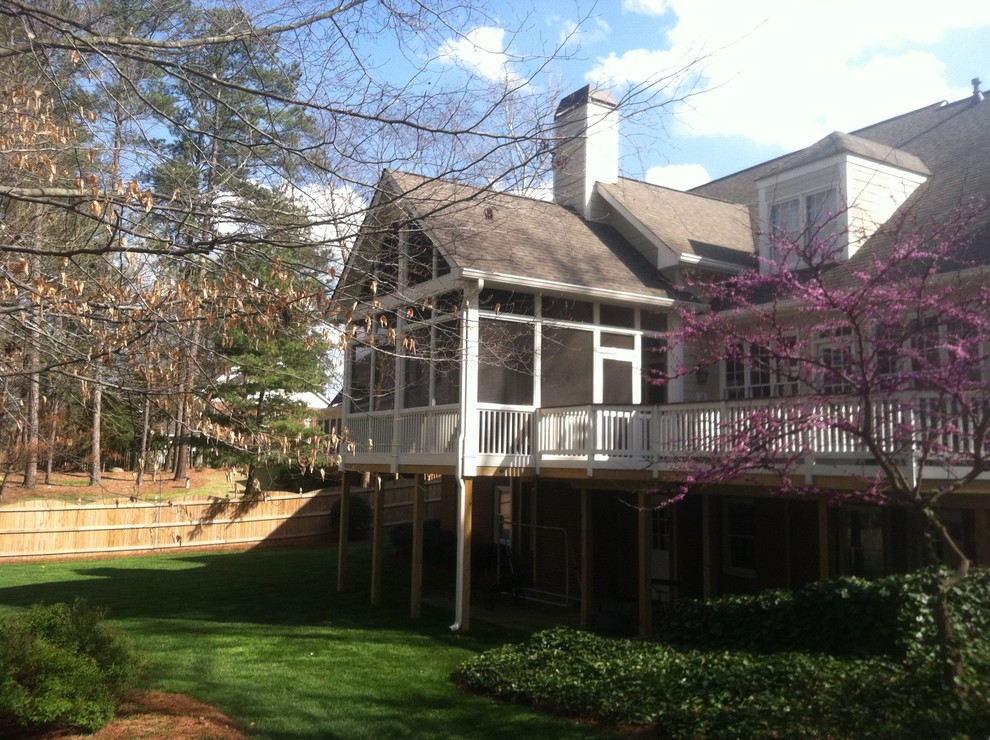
0 481 443 560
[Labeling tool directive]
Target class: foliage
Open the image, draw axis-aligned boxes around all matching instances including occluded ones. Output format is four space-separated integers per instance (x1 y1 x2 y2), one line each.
659 201 990 686
0 599 141 733
656 568 990 662
457 571 990 737
330 493 374 540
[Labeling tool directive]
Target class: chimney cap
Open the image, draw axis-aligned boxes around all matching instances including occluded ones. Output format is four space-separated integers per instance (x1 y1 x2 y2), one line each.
555 85 618 117
972 77 984 103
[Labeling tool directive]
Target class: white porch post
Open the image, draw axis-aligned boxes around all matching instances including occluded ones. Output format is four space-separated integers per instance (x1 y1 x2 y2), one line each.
666 313 687 403
453 280 482 631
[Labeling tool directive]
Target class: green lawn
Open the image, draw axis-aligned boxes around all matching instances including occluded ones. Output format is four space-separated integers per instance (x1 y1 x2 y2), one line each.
0 545 606 739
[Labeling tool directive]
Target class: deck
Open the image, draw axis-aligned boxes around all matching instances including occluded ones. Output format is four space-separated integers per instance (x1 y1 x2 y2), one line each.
340 397 982 483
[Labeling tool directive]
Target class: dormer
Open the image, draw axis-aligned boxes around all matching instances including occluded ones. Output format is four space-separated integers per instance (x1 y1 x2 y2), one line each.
757 132 930 269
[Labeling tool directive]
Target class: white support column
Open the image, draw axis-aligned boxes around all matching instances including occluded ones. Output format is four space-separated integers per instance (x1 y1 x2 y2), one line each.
666 312 687 403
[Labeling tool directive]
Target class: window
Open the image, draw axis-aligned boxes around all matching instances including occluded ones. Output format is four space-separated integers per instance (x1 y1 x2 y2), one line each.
724 343 788 400
769 198 800 245
405 229 434 287
768 187 841 265
805 188 840 246
723 501 756 576
843 509 884 578
818 329 854 394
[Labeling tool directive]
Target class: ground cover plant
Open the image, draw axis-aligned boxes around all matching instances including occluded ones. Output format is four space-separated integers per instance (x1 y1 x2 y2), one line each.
456 570 990 738
0 545 608 739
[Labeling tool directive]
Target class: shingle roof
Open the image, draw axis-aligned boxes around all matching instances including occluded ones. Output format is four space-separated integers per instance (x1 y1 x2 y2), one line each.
767 131 931 179
597 178 754 263
384 171 675 301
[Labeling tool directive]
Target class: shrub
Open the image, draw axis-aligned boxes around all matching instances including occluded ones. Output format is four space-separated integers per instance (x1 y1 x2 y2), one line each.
456 571 990 737
0 600 141 733
330 494 373 540
455 626 972 737
655 568 990 661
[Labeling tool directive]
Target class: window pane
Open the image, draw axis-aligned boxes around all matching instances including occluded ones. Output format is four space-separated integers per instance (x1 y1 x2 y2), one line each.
725 502 756 574
770 198 800 243
642 340 666 404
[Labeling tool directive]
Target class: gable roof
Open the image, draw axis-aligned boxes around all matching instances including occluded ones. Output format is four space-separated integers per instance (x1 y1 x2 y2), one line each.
693 95 989 214
597 177 754 265
383 170 676 302
769 131 931 179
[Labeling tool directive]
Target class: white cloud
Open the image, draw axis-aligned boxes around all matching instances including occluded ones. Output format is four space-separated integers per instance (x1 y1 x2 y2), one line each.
588 0 990 152
622 0 672 14
559 16 611 48
645 163 710 190
438 26 516 83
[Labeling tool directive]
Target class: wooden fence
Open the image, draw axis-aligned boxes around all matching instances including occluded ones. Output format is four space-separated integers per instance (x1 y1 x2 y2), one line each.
0 479 442 561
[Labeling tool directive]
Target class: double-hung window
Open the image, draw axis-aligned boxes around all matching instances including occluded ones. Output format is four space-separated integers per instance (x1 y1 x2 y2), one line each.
768 187 841 266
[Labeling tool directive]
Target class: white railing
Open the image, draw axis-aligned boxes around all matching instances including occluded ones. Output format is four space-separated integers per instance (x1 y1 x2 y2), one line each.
342 394 985 479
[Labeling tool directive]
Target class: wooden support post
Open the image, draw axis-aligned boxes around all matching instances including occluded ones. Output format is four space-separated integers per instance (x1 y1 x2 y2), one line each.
818 496 830 581
461 478 473 632
702 493 712 599
580 488 592 628
370 475 384 606
975 509 990 567
411 473 425 618
337 474 350 593
637 490 652 638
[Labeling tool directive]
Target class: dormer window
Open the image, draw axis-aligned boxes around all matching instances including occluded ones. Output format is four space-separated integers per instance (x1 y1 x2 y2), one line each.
768 187 841 265
758 132 929 269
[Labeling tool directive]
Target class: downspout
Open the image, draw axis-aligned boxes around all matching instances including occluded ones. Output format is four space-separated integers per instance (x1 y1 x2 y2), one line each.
451 278 482 632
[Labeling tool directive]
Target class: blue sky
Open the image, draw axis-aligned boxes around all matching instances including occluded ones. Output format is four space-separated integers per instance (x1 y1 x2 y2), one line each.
437 0 990 190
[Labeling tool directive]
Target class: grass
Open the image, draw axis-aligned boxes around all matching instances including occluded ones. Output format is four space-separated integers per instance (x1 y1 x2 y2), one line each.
0 544 607 739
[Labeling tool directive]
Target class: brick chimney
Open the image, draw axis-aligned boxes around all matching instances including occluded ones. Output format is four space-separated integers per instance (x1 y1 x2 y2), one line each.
552 85 619 220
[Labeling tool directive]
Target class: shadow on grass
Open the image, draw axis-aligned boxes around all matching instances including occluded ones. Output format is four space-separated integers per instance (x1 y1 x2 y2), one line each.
0 545 515 640
0 546 606 739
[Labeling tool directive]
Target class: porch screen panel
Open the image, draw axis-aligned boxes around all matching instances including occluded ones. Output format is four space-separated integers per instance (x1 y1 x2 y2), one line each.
434 320 461 405
349 345 372 412
542 327 593 406
402 327 430 408
478 320 534 405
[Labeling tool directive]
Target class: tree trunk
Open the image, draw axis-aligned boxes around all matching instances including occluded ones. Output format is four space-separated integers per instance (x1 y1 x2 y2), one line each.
89 380 102 486
23 259 40 488
45 396 59 485
924 509 970 691
136 396 150 487
24 358 39 488
173 319 201 481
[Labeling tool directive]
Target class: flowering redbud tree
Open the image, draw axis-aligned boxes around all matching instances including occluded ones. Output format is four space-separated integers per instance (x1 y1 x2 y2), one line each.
658 201 990 689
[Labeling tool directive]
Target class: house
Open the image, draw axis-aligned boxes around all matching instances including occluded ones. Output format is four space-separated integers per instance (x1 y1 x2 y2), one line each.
333 83 990 633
